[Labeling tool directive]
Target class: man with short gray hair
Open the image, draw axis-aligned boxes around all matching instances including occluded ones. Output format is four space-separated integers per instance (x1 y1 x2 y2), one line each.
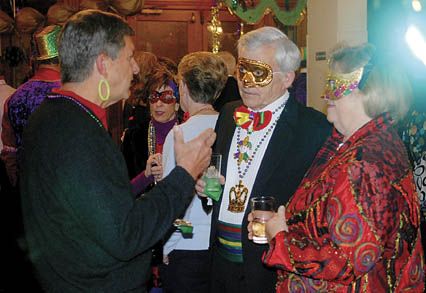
198 26 332 292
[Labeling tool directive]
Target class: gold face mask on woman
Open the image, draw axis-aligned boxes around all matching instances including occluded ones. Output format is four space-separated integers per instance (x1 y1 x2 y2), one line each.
237 57 274 88
322 67 363 100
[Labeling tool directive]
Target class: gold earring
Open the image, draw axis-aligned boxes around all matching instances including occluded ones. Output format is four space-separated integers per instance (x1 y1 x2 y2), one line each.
98 79 110 101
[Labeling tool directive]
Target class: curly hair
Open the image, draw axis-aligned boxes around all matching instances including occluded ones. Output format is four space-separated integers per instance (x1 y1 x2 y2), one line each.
143 65 178 103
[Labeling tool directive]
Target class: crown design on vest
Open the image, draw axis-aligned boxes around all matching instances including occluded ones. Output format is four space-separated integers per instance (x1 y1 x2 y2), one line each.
228 180 249 213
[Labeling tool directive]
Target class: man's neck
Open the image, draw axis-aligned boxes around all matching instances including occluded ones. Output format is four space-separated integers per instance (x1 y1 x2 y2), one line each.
37 64 60 72
249 90 288 111
60 77 107 108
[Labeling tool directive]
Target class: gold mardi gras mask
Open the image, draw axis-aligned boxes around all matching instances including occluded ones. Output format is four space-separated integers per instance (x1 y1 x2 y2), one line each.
237 57 274 88
322 67 364 100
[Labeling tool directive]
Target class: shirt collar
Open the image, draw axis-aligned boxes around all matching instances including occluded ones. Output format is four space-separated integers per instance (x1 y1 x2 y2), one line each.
31 67 61 82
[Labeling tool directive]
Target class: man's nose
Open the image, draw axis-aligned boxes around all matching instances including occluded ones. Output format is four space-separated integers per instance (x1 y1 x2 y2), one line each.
242 72 256 88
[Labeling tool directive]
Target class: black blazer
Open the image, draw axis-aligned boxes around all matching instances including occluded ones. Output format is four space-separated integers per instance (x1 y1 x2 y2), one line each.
213 76 242 112
211 95 332 292
121 108 150 179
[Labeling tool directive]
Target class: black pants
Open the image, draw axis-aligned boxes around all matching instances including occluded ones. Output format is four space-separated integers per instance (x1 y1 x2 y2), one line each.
209 249 248 293
159 250 210 293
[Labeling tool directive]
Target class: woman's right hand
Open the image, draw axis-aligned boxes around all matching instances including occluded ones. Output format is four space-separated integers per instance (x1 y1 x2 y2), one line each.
145 153 162 178
265 205 288 242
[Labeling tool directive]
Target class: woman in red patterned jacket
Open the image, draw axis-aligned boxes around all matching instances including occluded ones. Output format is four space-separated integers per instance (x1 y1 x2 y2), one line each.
249 43 424 292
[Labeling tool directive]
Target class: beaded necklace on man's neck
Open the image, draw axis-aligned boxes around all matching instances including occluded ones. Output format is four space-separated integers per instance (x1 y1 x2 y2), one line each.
227 99 287 213
48 93 104 129
235 100 287 178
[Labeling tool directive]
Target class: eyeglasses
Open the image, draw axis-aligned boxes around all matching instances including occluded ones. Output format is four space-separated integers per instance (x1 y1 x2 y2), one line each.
148 90 177 104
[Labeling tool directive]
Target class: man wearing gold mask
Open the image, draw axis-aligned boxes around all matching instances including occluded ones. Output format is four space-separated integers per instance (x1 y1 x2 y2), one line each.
196 26 332 292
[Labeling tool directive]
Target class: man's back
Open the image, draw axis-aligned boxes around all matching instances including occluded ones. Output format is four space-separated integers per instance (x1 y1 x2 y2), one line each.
1 66 60 187
7 67 60 147
21 97 197 291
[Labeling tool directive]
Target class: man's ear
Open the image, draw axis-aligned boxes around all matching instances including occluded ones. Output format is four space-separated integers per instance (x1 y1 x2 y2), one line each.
283 71 296 88
95 54 109 77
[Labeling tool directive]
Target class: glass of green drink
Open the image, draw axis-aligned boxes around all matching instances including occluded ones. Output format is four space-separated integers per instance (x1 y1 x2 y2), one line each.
203 153 222 201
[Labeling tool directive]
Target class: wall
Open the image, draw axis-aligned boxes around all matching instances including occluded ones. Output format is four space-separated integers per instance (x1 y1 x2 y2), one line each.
307 0 367 112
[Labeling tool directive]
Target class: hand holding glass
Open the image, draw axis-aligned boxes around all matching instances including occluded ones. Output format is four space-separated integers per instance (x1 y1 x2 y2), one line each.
203 154 222 201
250 196 276 244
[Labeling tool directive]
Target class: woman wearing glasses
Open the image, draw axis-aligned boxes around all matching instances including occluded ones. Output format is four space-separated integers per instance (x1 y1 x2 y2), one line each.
121 64 181 291
122 65 180 196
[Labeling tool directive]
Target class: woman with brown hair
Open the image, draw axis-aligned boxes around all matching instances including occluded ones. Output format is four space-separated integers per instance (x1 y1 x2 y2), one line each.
122 63 181 193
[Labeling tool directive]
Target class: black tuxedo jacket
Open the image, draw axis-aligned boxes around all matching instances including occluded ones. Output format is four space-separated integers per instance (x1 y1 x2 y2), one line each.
213 76 242 112
211 95 332 292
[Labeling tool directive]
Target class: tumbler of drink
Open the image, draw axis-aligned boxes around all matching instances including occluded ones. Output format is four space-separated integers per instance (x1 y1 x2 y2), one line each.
203 153 222 201
250 196 276 244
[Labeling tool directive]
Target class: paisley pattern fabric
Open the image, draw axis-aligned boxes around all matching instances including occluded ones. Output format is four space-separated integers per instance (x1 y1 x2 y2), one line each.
264 114 424 292
401 110 426 219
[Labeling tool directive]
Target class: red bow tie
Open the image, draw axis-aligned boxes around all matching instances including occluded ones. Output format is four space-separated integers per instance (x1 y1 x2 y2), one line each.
233 105 272 131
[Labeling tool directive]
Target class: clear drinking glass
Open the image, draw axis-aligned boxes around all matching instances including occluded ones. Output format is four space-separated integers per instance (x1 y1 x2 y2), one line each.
250 196 276 244
203 153 222 201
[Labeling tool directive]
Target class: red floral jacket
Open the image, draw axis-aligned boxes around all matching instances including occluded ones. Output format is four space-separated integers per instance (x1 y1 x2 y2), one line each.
264 114 424 292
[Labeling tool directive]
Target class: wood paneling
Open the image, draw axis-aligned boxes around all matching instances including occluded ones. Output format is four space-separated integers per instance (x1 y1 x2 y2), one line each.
128 10 204 61
144 0 216 10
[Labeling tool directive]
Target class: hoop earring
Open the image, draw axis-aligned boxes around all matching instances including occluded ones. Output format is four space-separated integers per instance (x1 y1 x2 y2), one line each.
98 79 110 101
